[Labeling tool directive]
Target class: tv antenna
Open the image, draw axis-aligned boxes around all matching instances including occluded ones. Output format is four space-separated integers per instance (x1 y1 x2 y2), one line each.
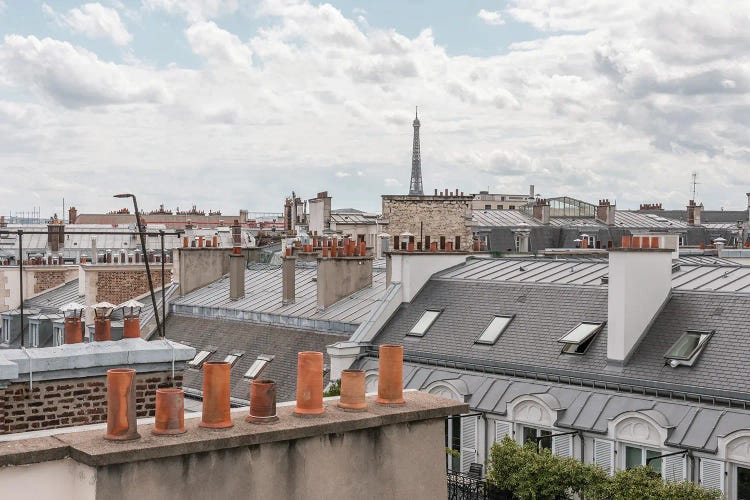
690 172 700 201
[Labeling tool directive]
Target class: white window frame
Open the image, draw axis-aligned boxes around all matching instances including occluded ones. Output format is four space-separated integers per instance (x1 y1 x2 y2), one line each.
223 353 242 367
622 443 663 474
53 326 64 346
664 330 713 367
29 323 39 347
475 315 514 345
559 322 604 355
1 318 10 343
243 355 273 379
407 310 442 337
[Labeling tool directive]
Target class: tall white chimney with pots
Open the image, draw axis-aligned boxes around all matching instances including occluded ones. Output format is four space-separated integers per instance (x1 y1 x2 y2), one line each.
607 242 673 365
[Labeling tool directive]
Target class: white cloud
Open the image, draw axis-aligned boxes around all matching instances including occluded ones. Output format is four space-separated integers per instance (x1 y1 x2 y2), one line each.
0 35 169 107
0 0 750 214
335 171 351 178
186 21 252 67
45 3 133 46
477 9 504 26
143 0 239 23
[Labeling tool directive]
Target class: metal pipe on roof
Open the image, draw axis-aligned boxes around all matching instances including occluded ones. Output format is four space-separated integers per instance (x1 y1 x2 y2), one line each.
18 229 23 348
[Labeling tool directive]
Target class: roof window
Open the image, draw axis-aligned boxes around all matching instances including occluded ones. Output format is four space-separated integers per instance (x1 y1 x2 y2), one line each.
407 310 441 337
665 331 713 367
475 315 514 345
559 322 604 355
223 352 243 367
188 350 214 368
244 355 274 379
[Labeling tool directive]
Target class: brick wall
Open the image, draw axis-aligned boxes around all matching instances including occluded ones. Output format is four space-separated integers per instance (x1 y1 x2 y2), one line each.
33 270 68 294
0 371 182 435
382 195 474 251
96 269 173 304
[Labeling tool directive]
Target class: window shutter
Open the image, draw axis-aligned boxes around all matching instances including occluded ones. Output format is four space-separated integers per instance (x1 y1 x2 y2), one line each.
552 434 573 458
593 439 615 475
700 458 725 494
494 420 512 443
662 453 687 482
460 416 478 473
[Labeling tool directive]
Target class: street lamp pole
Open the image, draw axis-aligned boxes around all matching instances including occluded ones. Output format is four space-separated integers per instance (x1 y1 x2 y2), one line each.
114 194 163 338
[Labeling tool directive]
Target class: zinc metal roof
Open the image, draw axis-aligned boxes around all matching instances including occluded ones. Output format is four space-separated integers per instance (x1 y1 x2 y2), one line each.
354 358 750 454
435 257 750 292
472 210 687 229
330 213 378 225
172 262 387 332
23 280 82 314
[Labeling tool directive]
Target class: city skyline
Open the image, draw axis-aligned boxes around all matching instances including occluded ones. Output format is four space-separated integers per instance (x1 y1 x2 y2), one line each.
0 0 748 214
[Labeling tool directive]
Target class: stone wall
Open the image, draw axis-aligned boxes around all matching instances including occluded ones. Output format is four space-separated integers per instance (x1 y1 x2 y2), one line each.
95 268 172 304
382 195 474 251
0 371 182 435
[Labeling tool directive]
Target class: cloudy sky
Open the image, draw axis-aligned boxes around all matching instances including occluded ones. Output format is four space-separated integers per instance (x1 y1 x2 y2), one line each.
0 0 748 216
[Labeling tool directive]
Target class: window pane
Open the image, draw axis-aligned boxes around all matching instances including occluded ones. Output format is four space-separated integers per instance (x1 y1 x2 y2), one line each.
476 316 512 344
646 450 661 474
539 430 552 450
738 466 750 500
625 446 643 469
666 333 701 359
560 322 602 343
522 426 537 445
409 310 441 336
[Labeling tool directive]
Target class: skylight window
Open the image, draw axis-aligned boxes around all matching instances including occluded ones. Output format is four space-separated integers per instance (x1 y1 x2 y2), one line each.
407 310 441 337
223 353 243 367
475 315 514 345
665 331 713 367
244 355 274 379
559 322 604 355
188 350 213 368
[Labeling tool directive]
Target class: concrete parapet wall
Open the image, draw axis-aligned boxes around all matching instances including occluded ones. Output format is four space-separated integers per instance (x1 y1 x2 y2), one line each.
0 392 466 500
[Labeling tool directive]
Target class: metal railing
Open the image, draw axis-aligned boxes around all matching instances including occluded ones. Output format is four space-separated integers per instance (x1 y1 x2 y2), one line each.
447 471 512 500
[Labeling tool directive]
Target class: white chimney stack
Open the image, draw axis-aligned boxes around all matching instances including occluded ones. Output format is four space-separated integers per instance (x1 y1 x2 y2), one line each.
607 239 672 365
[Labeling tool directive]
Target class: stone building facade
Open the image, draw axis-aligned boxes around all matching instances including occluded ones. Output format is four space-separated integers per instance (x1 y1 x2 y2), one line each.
382 193 474 251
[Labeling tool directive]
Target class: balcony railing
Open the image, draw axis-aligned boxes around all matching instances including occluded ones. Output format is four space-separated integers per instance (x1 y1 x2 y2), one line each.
447 471 512 500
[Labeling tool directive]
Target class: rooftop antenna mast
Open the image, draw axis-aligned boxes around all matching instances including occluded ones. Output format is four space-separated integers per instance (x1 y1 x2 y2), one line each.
691 172 699 201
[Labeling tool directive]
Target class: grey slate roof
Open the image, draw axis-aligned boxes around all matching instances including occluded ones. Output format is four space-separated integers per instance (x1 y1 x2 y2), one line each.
172 262 386 333
165 315 344 403
24 280 81 314
471 209 688 229
354 358 750 454
370 264 750 401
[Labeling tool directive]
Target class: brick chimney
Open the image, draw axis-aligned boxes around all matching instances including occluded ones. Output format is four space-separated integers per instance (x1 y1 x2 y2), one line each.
47 216 64 252
68 206 77 224
686 200 703 226
282 255 296 305
607 239 672 365
596 199 616 225
0 215 6 228
532 198 550 224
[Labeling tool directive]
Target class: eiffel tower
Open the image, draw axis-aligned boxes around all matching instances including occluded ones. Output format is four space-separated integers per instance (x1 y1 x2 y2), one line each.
409 107 424 195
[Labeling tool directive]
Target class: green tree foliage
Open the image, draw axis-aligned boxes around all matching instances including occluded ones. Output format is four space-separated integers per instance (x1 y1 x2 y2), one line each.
323 379 341 397
486 437 723 500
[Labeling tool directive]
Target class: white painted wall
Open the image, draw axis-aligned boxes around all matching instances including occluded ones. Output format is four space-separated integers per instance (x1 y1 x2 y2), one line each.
308 199 327 235
607 250 672 362
0 458 96 500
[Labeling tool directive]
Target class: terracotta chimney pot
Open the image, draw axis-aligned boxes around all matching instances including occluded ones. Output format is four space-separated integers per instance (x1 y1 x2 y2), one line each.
651 236 659 249
200 361 234 429
247 379 279 424
123 317 140 339
212 235 218 247
359 241 366 256
376 345 405 405
294 351 324 416
338 369 367 412
64 317 83 344
407 242 414 252
94 317 111 342
153 388 187 435
621 235 631 248
105 368 141 441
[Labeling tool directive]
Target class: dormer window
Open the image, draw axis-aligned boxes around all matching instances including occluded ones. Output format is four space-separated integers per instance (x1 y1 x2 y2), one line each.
29 323 39 347
188 350 214 368
665 331 713 367
53 325 64 346
475 315 514 345
1 318 10 343
407 310 441 337
559 322 604 355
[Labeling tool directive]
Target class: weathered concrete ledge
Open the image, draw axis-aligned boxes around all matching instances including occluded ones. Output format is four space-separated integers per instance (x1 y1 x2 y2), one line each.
0 392 466 468
0 339 195 382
